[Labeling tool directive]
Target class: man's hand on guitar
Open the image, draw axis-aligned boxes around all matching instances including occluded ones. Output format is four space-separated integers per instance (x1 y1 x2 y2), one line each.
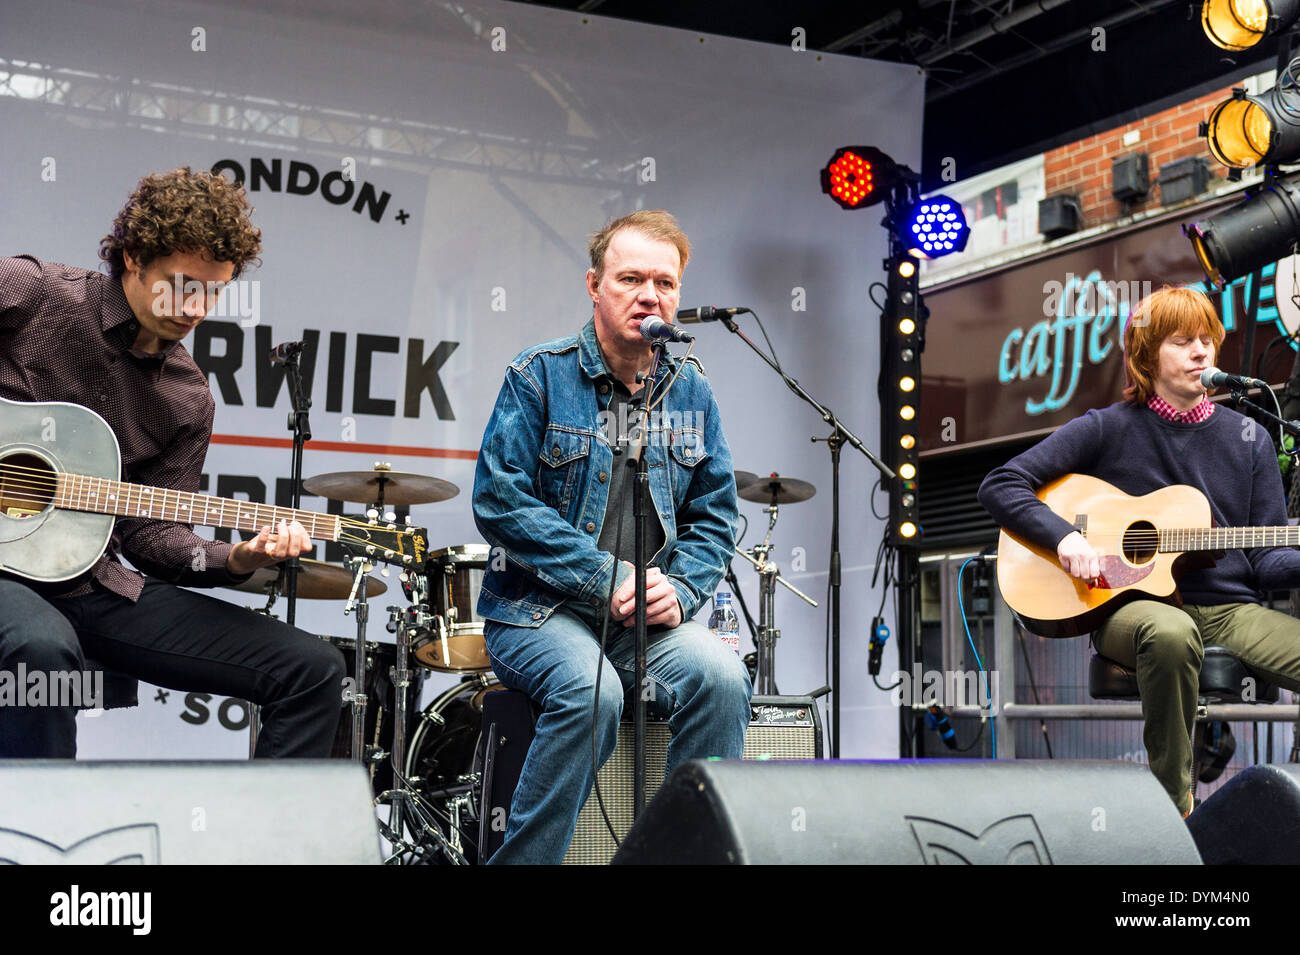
1056 530 1103 581
227 520 314 576
611 560 684 629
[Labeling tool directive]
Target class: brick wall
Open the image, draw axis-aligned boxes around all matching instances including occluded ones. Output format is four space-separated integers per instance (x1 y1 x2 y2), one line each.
1043 85 1234 227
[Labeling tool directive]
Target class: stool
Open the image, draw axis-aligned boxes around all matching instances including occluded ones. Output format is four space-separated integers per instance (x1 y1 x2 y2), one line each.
1088 645 1279 704
1088 644 1277 788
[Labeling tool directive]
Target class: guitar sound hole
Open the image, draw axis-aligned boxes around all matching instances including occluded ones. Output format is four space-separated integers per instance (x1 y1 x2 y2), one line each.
1122 520 1157 565
0 452 55 517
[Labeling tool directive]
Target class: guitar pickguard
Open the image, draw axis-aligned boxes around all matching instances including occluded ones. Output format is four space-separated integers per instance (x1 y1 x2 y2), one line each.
1091 554 1155 591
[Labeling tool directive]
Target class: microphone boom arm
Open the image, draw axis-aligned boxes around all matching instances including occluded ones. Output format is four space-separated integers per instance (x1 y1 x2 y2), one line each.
717 314 895 480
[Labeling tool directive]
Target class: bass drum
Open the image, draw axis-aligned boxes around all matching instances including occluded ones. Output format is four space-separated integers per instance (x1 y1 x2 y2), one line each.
404 674 506 863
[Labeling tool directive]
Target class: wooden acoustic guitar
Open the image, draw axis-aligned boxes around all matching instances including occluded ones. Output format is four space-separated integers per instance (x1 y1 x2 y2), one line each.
0 396 428 583
996 472 1298 638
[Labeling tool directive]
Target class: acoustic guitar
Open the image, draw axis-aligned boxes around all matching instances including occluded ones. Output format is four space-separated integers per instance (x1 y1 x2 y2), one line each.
996 472 1297 638
0 396 427 583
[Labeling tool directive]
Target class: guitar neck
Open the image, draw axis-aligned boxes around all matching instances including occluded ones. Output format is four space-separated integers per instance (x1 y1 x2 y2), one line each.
55 473 341 542
1160 526 1300 552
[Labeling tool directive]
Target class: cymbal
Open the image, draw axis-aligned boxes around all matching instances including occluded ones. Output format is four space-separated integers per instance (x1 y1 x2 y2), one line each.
304 468 459 506
738 473 817 504
229 558 387 600
735 470 759 491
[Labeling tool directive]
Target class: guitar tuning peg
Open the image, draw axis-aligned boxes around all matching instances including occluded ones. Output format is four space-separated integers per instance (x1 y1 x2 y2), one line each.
383 511 396 523
384 550 395 560
404 515 413 526
399 571 409 582
381 566 390 577
366 507 378 522
365 545 376 556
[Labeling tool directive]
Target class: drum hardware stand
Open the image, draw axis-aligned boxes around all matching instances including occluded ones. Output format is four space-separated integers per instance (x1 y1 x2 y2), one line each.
343 544 380 765
373 570 471 865
381 570 429 853
731 500 818 695
716 312 893 758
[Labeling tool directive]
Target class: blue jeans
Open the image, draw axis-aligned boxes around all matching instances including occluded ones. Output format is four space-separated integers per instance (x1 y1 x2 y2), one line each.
483 606 752 864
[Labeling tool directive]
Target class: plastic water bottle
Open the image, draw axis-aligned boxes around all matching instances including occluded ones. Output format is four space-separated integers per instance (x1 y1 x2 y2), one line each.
708 592 741 655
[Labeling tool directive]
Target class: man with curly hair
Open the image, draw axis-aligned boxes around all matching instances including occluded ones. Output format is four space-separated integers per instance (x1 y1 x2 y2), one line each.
0 167 345 759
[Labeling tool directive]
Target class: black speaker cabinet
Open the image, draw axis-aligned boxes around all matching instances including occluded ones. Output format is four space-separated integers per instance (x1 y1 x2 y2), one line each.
612 759 1201 865
1187 764 1300 864
0 760 381 864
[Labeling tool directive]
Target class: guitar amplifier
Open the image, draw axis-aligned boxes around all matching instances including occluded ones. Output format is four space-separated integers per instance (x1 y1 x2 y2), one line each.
562 695 822 865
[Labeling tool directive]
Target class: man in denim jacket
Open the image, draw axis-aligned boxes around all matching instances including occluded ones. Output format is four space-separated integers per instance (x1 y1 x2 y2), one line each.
473 210 753 864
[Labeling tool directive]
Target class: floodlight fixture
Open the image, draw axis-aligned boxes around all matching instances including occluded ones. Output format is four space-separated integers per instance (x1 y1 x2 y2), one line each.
1204 65 1300 168
1202 0 1300 51
820 146 899 209
1184 172 1300 285
902 195 970 258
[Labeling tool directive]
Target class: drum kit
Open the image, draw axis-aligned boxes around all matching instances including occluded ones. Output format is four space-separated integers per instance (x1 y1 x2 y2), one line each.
221 462 499 863
226 462 822 864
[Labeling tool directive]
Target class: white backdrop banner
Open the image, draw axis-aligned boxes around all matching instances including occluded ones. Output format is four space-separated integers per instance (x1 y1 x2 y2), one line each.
0 0 924 759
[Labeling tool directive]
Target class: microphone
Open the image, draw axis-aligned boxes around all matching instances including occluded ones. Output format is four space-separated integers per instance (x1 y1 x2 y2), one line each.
1200 367 1266 390
676 306 749 324
268 341 304 366
639 316 693 343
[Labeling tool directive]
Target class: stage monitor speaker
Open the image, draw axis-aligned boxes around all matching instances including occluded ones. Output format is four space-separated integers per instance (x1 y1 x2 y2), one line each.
563 695 821 865
0 760 381 864
611 759 1201 865
1187 764 1300 864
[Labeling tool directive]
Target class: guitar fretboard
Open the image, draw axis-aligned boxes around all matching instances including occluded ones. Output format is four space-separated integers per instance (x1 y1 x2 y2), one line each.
1159 526 1300 552
54 473 341 541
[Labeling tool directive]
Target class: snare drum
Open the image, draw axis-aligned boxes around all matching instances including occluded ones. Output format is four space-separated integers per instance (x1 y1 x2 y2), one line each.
414 544 492 673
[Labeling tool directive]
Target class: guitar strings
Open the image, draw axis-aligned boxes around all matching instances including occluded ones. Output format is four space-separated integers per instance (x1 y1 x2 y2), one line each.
0 462 421 544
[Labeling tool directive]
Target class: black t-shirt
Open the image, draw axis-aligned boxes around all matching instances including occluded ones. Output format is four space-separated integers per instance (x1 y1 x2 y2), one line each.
598 377 666 564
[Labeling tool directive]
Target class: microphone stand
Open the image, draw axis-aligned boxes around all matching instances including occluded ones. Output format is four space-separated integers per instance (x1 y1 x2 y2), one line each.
626 342 664 819
283 348 312 626
1221 385 1300 439
717 314 894 759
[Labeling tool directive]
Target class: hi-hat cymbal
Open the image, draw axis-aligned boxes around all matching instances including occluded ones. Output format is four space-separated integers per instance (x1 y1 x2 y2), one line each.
738 473 817 504
735 470 759 491
229 558 387 600
304 468 459 506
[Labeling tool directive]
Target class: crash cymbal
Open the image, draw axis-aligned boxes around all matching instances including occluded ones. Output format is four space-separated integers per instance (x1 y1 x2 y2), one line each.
735 470 759 491
229 558 387 600
304 467 459 506
738 473 817 504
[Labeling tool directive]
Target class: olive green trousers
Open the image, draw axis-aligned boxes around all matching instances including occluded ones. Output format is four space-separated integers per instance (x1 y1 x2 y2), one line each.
1093 600 1300 815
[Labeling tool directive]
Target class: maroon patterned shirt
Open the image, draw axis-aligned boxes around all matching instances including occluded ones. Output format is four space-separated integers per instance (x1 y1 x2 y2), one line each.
1146 393 1215 424
0 255 244 600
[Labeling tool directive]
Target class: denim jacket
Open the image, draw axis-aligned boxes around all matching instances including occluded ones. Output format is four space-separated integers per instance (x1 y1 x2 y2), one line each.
473 318 738 629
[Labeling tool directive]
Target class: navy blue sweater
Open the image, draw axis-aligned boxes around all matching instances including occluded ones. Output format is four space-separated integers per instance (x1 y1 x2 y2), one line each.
978 401 1300 606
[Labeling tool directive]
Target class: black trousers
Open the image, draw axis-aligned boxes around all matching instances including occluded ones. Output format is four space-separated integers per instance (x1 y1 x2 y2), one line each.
0 576 345 758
